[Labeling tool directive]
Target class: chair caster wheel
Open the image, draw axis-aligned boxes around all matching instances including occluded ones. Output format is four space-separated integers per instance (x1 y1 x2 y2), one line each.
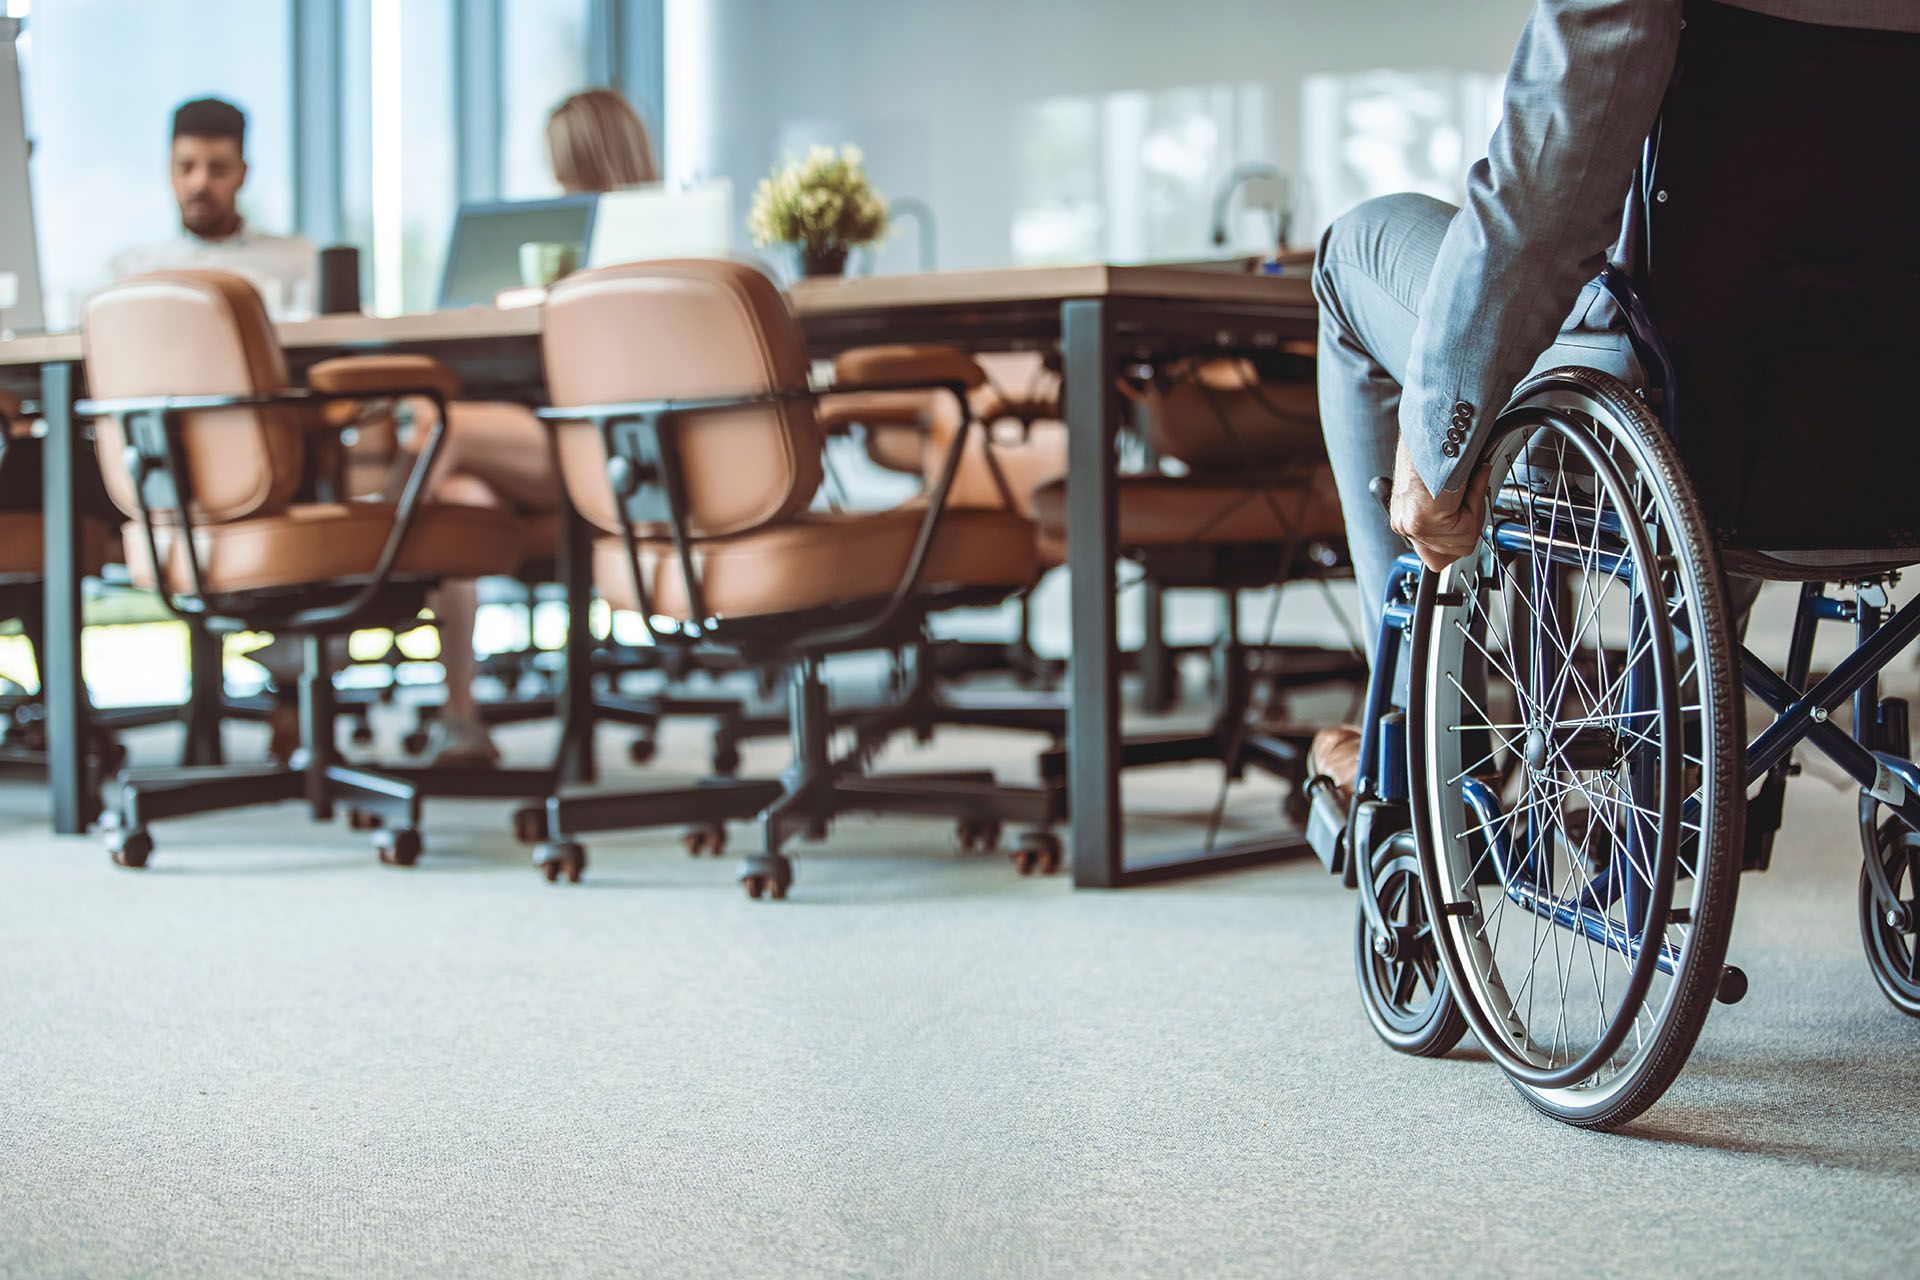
628 736 657 765
738 853 792 901
512 805 549 843
345 807 384 831
1716 964 1749 1005
401 730 429 756
375 828 422 867
955 819 1002 854
350 723 375 748
712 743 741 776
535 840 586 883
1014 831 1061 876
107 828 153 869
681 822 727 857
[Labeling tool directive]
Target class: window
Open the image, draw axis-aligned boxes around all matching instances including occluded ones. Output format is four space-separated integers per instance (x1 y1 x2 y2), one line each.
19 0 294 329
500 0 592 199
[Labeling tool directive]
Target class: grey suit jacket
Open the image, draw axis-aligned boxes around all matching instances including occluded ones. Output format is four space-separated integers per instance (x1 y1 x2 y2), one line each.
1406 0 1920 495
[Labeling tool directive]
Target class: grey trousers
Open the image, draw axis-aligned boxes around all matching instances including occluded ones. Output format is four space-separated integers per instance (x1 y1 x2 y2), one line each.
1311 193 1636 639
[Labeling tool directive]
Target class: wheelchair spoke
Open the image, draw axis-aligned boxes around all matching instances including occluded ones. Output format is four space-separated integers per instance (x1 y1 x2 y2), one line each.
1411 377 1742 1124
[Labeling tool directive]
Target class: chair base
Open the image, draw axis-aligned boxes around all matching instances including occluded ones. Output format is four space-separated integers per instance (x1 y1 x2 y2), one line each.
521 656 1066 897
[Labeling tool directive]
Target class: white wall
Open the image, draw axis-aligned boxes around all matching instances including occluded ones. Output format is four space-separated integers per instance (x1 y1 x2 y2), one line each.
667 0 1532 273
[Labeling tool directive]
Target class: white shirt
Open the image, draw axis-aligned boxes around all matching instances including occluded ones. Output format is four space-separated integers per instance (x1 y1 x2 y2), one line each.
107 222 318 320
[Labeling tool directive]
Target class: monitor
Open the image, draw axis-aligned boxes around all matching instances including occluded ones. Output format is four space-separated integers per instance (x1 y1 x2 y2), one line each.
436 194 597 310
587 180 734 269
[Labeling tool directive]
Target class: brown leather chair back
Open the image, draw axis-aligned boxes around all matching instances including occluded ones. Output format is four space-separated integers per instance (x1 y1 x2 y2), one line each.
1144 356 1324 472
81 271 306 524
542 259 824 538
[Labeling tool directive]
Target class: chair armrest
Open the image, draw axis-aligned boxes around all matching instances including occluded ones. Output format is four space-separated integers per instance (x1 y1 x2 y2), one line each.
308 354 462 403
832 344 986 393
816 389 936 436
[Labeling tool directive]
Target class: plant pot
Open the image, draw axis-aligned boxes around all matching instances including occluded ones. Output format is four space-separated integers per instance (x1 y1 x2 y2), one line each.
797 245 849 278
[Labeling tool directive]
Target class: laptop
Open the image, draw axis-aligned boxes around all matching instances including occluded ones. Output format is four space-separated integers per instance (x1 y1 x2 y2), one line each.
586 180 735 268
436 194 597 310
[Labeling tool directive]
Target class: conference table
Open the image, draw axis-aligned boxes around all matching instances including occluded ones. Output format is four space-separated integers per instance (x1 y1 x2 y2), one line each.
0 261 1322 887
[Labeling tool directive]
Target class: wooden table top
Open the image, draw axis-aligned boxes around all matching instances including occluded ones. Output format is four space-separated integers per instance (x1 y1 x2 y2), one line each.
0 261 1316 371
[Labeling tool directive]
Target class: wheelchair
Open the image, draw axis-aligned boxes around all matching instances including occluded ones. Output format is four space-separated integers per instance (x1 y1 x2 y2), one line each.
1306 215 1920 1131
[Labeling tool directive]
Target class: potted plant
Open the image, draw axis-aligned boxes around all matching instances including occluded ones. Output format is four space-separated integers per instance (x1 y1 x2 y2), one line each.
748 145 889 277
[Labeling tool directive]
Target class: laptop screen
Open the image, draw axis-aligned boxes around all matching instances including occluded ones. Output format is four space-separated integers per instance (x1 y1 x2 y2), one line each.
437 195 597 310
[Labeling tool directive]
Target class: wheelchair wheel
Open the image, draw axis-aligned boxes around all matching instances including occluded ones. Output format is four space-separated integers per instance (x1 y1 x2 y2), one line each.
1407 367 1745 1130
1355 831 1468 1057
1859 817 1920 1017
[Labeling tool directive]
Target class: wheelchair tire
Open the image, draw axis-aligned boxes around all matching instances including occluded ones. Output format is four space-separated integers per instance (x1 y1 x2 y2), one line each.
1859 817 1920 1017
1355 831 1468 1057
1407 367 1745 1130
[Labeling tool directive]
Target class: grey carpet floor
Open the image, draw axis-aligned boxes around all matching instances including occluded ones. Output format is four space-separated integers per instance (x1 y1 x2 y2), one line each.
2 709 1917 1279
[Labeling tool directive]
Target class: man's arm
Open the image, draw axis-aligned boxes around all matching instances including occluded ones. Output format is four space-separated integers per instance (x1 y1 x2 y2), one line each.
1401 0 1683 497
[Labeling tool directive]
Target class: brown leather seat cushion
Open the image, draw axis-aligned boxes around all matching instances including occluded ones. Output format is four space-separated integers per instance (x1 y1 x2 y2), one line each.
595 506 1039 621
0 512 116 581
517 510 564 566
308 354 462 403
1031 468 1346 558
833 344 987 393
122 501 523 595
0 389 24 427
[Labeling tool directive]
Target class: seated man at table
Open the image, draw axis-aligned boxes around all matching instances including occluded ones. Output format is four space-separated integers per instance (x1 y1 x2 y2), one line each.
107 97 315 319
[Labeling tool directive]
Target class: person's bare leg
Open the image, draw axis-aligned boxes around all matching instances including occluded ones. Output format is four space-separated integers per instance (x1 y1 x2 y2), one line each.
426 471 504 764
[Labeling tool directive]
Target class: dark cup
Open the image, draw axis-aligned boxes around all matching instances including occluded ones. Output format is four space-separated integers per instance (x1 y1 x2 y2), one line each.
317 245 362 315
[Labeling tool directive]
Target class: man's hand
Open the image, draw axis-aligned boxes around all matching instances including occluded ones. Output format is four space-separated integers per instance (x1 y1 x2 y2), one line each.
1389 438 1490 572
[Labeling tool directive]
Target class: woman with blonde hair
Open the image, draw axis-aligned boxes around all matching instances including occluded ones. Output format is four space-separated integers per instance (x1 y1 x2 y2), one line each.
422 87 658 762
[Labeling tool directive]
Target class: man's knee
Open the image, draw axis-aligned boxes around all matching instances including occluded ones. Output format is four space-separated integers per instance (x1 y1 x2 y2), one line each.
1318 193 1452 286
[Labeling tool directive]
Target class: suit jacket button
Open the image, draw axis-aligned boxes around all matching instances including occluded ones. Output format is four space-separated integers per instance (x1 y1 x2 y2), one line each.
1441 440 1461 458
1452 399 1473 416
1446 426 1466 443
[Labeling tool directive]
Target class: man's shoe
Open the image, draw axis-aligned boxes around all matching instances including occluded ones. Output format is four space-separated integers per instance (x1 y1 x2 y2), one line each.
1306 724 1363 808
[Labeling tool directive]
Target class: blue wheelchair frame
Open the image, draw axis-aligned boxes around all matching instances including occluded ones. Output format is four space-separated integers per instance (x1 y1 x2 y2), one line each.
1325 262 1920 964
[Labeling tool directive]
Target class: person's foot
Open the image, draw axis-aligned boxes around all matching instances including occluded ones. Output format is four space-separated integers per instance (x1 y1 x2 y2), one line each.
1306 724 1363 807
267 698 300 767
424 715 499 766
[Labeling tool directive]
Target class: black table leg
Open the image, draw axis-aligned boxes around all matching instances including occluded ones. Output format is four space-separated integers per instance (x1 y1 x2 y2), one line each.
1062 299 1122 887
183 621 225 766
40 360 96 833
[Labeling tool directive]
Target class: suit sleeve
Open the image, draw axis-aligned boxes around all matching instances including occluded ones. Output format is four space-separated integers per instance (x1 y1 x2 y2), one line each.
1402 0 1683 494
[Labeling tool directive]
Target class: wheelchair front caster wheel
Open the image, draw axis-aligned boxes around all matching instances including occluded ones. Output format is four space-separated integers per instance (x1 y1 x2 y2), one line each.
511 805 548 844
681 823 727 857
1012 831 1061 876
1860 817 1920 1017
345 807 384 832
628 736 657 765
375 828 422 867
107 828 153 869
738 853 792 901
1354 833 1466 1058
535 840 587 884
955 819 1002 855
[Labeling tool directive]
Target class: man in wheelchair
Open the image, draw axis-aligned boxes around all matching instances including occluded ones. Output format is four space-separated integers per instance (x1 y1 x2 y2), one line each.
1302 0 1920 1128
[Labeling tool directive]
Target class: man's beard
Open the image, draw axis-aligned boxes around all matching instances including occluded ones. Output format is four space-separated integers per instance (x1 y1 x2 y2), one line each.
182 199 238 239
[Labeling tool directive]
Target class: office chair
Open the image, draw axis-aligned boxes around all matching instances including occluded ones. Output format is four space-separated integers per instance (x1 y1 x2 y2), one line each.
521 259 1063 895
76 270 560 867
1025 352 1360 838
